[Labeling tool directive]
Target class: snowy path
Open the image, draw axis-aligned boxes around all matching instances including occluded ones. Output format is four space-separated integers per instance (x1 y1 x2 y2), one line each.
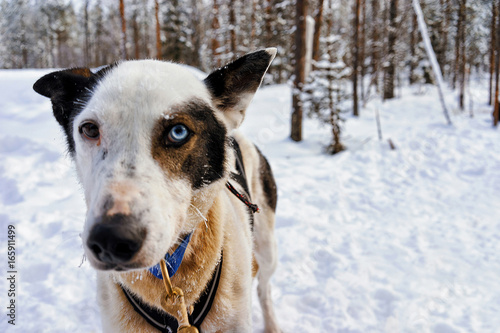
1 71 499 332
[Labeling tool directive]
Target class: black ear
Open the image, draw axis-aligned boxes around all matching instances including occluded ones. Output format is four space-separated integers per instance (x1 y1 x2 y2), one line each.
33 68 97 153
204 48 276 130
33 65 115 153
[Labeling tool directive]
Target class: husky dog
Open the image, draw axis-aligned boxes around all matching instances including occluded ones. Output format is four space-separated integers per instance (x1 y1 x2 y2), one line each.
33 49 280 332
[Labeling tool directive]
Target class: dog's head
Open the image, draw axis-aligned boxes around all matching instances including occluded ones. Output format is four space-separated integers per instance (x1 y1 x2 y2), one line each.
33 49 276 271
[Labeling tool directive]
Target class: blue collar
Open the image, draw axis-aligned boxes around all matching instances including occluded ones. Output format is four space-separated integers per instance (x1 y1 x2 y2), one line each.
148 233 192 280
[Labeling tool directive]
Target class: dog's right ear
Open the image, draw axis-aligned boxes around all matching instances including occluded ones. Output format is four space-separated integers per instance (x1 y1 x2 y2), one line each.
33 68 96 130
33 65 115 153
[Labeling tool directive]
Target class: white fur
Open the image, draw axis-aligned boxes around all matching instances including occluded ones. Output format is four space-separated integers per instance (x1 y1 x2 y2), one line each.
74 60 213 270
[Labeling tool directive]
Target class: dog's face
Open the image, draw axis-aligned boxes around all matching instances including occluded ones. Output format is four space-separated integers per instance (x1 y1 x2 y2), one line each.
34 49 276 271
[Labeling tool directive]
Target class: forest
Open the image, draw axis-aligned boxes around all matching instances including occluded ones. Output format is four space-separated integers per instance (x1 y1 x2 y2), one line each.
0 1 496 100
1 0 498 151
1 1 500 332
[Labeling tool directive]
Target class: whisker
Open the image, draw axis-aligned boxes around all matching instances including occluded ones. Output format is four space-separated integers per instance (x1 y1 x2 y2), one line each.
79 254 87 268
190 203 208 230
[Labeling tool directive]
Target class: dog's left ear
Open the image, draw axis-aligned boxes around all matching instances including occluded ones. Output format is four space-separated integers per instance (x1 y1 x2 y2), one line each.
204 48 277 130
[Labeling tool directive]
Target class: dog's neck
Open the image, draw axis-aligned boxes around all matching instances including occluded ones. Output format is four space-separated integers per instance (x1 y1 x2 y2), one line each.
114 193 226 310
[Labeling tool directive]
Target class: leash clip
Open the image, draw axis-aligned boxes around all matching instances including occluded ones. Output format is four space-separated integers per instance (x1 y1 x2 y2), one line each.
159 259 199 333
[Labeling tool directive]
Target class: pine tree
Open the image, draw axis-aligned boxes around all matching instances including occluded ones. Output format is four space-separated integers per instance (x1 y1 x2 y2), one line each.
303 45 350 154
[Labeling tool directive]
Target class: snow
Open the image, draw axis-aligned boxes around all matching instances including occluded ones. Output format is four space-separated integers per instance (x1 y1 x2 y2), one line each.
1 70 500 333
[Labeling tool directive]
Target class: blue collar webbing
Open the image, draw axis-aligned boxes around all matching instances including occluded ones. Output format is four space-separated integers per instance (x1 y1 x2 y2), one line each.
148 233 192 280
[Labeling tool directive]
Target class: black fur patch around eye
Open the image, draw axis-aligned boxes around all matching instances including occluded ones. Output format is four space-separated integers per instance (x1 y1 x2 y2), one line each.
181 103 227 189
151 100 227 190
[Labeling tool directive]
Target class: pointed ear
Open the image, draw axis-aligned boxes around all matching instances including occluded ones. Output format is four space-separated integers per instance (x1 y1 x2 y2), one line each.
33 68 96 127
204 48 277 130
33 67 107 153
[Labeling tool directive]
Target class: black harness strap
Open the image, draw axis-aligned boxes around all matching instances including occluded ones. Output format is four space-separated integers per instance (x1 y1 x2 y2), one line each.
122 253 223 333
228 137 257 229
229 138 251 197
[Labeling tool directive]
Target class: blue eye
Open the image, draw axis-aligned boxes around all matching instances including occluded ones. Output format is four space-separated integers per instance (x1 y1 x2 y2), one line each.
167 124 190 144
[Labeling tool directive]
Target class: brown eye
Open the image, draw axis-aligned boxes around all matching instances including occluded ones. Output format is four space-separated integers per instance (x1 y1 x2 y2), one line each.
79 122 100 140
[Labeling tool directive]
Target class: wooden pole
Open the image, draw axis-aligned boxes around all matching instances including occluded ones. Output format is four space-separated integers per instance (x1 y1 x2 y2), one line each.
413 0 452 125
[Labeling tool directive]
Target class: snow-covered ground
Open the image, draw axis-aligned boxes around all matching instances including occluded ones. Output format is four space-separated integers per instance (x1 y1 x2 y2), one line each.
0 70 499 333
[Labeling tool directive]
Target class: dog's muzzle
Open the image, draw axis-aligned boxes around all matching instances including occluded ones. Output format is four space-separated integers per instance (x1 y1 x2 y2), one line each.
87 214 146 266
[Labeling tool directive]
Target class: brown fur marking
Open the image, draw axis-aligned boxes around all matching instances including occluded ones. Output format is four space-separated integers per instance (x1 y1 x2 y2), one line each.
256 146 277 211
150 100 227 189
252 255 259 278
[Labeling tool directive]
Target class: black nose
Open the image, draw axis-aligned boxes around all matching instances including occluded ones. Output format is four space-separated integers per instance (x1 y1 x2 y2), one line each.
87 214 145 265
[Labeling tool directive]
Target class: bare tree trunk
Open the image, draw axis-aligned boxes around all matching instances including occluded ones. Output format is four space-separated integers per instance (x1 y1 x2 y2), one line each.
453 0 465 90
190 0 201 68
250 0 257 49
155 0 161 59
458 0 467 110
441 0 450 78
94 0 104 65
211 0 221 67
312 0 324 62
490 1 497 105
142 16 151 59
353 0 361 115
21 31 28 68
132 5 140 59
84 0 90 66
494 0 500 126
360 0 366 103
383 0 398 100
328 71 344 154
291 0 308 142
409 10 417 84
265 0 273 46
327 0 333 43
119 0 128 60
371 0 380 90
229 0 237 57
56 30 63 67
437 0 445 70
